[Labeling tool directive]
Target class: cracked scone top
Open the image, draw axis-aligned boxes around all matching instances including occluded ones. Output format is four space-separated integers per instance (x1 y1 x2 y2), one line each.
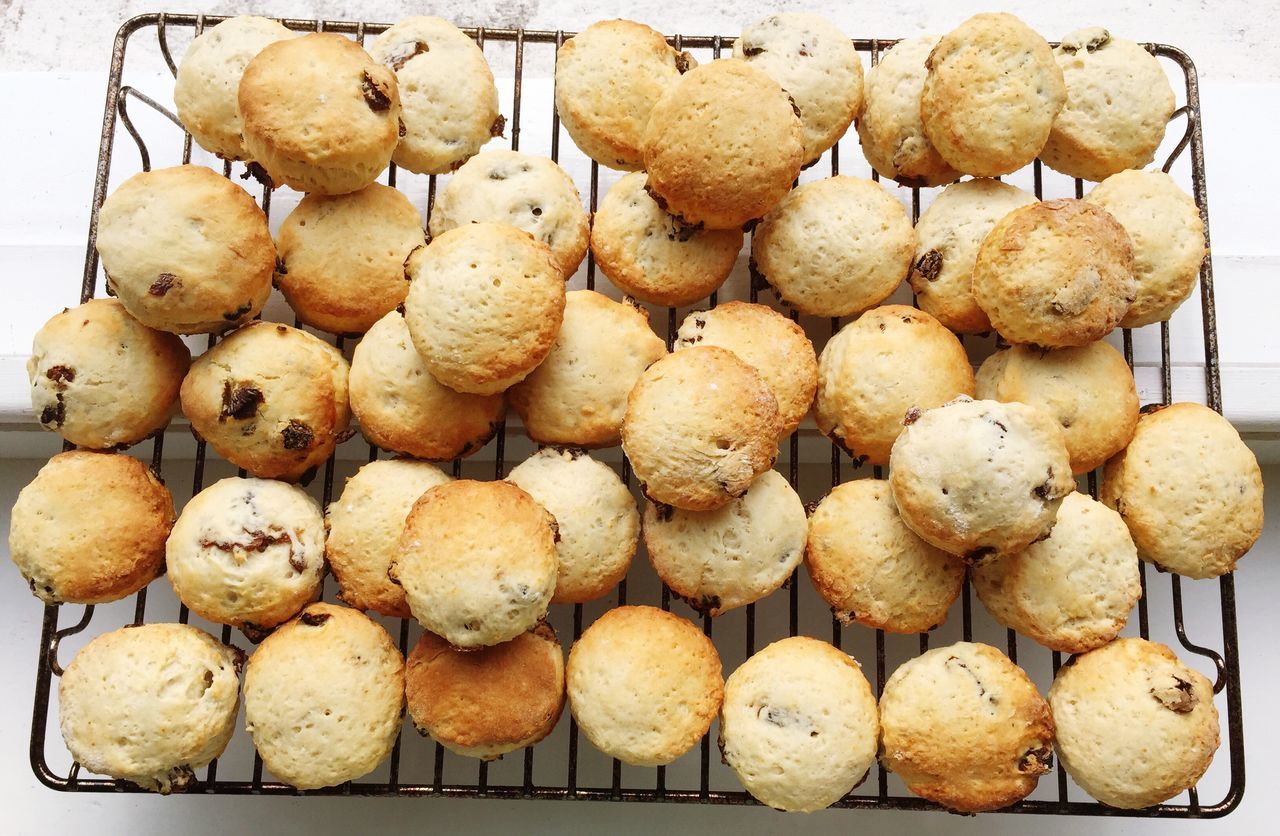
58 623 242 793
166 476 325 635
1049 638 1220 809
95 165 275 334
888 397 1074 561
394 480 558 649
622 346 781 511
880 642 1055 813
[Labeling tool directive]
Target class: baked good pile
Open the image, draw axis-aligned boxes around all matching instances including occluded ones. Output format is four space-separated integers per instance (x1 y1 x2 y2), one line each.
8 10 1263 814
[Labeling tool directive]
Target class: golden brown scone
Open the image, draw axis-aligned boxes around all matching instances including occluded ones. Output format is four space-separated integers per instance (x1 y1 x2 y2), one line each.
622 346 781 511
406 625 565 760
642 59 803 229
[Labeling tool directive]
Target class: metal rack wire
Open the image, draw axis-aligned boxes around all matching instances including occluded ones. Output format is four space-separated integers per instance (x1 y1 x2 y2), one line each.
28 12 1243 817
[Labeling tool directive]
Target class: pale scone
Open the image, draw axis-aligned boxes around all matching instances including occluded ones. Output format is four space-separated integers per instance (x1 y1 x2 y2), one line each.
58 624 242 793
908 178 1037 334
555 20 692 170
806 479 964 634
28 299 190 448
1086 169 1207 328
732 13 863 164
973 199 1136 347
880 642 1055 813
973 492 1141 653
589 171 743 307
567 606 723 766
166 477 325 636
406 625 565 759
404 222 565 395
1101 403 1263 578
815 305 974 467
349 311 504 460
368 16 501 175
243 603 404 789
752 176 915 318
174 15 295 160
719 637 878 812
675 302 817 438
10 451 173 604
921 12 1066 176
1049 638 1220 809
642 59 803 230
326 458 452 618
977 342 1139 474
274 183 426 334
506 449 638 604
888 397 1075 561
427 150 589 277
95 165 274 334
856 35 958 187
180 321 350 481
1041 28 1176 182
508 290 665 448
622 346 781 511
238 33 400 195
643 470 806 615
394 480 557 648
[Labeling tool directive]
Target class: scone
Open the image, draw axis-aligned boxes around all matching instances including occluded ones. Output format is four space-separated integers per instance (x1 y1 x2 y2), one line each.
1101 402 1263 578
977 341 1139 474
732 13 863 163
1041 28 1176 182
908 178 1037 334
10 451 173 604
806 479 964 634
274 183 426 334
427 150 589 277
166 476 325 636
506 449 638 604
567 606 723 766
675 302 817 438
921 12 1066 176
180 321 350 481
238 32 400 195
752 176 915 318
719 637 878 812
58 624 242 793
888 397 1075 561
1086 169 1207 328
973 492 1140 652
28 299 190 448
1049 638 1220 809
555 20 692 170
95 165 274 333
856 35 958 187
972 198 1136 347
815 306 974 466
508 290 665 448
393 480 557 648
326 458 452 618
368 16 501 175
622 346 781 511
349 311 504 460
243 603 404 789
404 222 565 395
643 470 806 615
589 171 743 307
880 642 1055 813
406 625 565 759
173 15 295 160
642 59 803 229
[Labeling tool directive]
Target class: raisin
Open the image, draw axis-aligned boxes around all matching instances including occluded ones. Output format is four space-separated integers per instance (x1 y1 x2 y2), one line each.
281 420 314 450
220 381 264 420
336 427 357 444
241 622 272 644
149 273 178 296
300 611 331 627
1152 675 1198 713
674 51 692 74
241 161 273 188
489 114 507 138
667 215 703 242
548 517 561 544
643 181 669 212
787 94 802 119
398 118 407 138
913 249 944 282
1140 402 1168 415
275 257 288 276
45 365 75 385
992 419 1008 433
747 255 770 293
903 406 922 425
361 71 393 111
1018 746 1054 774
288 551 307 573
222 301 253 322
1032 467 1058 500
39 397 66 428
742 44 765 57
389 40 429 71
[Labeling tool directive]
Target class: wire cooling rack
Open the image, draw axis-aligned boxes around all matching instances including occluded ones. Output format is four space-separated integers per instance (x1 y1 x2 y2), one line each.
27 12 1243 818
